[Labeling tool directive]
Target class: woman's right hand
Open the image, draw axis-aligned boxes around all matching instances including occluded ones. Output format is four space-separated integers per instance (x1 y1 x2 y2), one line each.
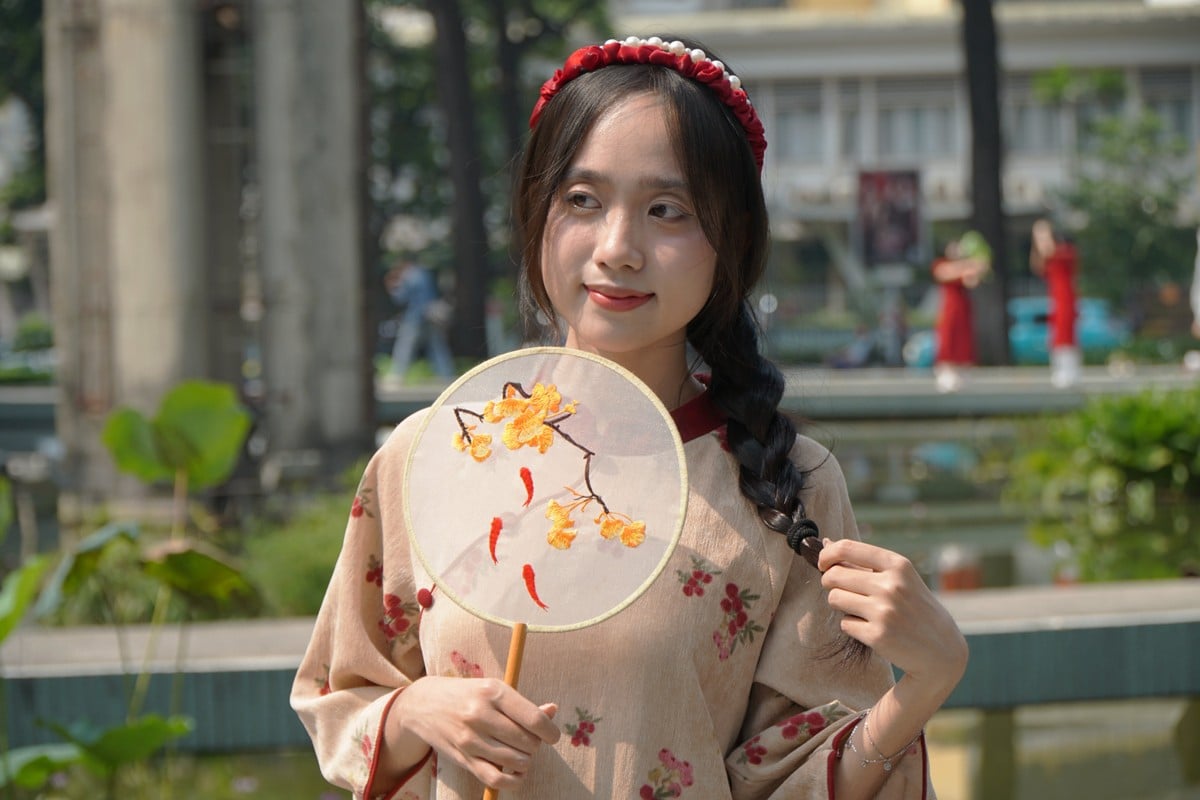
387 676 560 790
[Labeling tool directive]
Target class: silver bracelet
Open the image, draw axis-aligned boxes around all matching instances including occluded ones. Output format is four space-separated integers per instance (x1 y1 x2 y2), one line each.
845 708 923 772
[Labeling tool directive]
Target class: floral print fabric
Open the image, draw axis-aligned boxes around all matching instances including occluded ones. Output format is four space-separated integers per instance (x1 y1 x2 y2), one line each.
291 390 934 799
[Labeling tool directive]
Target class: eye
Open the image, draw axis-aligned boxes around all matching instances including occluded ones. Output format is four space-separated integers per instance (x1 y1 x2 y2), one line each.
565 191 598 210
649 202 688 221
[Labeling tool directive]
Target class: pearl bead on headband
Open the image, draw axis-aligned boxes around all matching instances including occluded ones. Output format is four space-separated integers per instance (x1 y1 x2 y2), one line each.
529 36 767 172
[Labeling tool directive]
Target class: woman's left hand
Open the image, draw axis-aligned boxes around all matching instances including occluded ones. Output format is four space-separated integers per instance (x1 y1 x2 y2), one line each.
818 538 968 696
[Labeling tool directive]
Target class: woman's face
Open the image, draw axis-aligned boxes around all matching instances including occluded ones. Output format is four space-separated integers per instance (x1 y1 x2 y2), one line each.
540 93 717 370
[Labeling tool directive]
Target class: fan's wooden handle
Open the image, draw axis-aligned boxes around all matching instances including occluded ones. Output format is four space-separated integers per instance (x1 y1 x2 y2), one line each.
482 622 528 800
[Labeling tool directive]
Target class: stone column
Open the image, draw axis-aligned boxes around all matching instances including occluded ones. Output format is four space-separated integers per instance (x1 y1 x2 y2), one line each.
254 0 368 459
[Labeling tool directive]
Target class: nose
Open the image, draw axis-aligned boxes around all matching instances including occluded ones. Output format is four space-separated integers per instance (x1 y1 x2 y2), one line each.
593 209 644 271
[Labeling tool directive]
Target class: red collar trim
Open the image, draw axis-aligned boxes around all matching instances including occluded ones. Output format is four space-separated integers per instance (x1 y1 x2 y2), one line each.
670 378 725 444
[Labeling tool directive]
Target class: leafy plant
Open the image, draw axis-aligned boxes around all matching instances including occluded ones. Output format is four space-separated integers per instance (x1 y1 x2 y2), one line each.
1 381 258 799
10 312 52 353
1005 385 1200 581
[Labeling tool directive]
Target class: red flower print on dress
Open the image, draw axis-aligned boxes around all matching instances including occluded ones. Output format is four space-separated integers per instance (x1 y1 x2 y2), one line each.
364 554 383 587
778 710 829 740
737 735 767 766
711 582 764 661
639 748 694 799
316 665 332 696
676 556 720 597
446 650 484 678
351 485 374 519
565 707 602 747
378 593 420 644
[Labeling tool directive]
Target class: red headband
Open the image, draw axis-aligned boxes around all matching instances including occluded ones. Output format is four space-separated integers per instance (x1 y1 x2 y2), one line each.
529 36 767 172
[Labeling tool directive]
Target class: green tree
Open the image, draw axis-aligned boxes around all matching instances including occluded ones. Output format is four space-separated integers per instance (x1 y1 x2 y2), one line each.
0 0 45 211
364 1 608 358
1035 68 1195 306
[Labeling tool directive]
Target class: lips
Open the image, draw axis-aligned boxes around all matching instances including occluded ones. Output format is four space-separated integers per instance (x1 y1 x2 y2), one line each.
586 285 653 312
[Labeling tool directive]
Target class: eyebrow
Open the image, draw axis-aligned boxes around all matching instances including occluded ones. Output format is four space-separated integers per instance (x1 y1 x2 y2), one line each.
564 167 689 194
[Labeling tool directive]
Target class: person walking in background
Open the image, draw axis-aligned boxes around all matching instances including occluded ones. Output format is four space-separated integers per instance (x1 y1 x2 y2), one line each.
385 256 455 383
1030 217 1080 388
931 233 990 393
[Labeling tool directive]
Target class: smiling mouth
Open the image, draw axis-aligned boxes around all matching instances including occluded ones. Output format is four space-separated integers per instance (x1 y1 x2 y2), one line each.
587 286 653 311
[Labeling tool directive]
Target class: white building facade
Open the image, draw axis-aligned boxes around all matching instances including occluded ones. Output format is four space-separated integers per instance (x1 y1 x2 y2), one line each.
612 0 1200 325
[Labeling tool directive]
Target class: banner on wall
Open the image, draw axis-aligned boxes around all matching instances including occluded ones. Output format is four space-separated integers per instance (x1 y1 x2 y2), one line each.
857 169 922 268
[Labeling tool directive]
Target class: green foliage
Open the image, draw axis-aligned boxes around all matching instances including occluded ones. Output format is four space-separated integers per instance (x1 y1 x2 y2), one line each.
32 524 171 626
11 310 52 351
243 463 366 617
1034 67 1196 306
102 381 251 490
0 743 81 790
140 541 261 620
1056 113 1194 305
0 0 46 210
0 553 49 643
1032 66 1125 107
363 0 608 275
32 522 139 619
0 381 262 797
1006 385 1200 581
42 716 194 777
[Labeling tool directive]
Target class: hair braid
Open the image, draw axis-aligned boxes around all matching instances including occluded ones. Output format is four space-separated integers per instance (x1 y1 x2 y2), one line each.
693 302 823 568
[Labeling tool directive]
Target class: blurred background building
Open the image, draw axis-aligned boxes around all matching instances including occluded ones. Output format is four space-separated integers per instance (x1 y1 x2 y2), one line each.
2 0 1198 508
613 0 1200 360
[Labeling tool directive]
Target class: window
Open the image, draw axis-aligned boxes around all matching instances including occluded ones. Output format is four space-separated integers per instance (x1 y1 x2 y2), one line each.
1140 68 1194 144
877 77 957 158
773 82 823 162
1006 74 1063 154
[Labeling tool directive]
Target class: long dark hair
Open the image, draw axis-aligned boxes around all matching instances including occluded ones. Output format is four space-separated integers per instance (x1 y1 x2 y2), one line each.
514 38 822 569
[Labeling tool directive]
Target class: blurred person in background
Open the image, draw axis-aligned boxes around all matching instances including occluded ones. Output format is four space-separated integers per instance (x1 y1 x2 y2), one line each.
385 255 455 383
930 233 990 393
1030 217 1080 388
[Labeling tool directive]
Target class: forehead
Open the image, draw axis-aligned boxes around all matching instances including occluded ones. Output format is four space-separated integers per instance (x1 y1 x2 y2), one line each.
572 92 682 177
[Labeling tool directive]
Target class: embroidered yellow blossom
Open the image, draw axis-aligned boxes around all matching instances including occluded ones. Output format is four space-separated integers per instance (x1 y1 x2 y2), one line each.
452 427 492 462
619 520 646 547
598 514 646 548
545 499 578 550
479 383 576 454
502 412 555 453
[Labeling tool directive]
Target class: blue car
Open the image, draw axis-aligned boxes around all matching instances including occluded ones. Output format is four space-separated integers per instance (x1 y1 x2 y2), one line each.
903 296 1130 368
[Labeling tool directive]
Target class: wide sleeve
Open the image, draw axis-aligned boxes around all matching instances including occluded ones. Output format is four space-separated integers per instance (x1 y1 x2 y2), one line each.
725 439 935 800
290 414 434 800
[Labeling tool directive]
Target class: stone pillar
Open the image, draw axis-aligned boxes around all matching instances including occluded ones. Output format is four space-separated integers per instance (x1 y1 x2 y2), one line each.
46 0 207 517
254 0 368 458
46 0 369 519
104 0 207 405
46 0 117 516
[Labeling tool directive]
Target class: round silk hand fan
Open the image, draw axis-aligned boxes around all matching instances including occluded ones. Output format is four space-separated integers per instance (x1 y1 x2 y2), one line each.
403 347 687 797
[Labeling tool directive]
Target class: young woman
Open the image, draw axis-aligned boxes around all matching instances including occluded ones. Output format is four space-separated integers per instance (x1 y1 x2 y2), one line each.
1030 217 1080 388
931 237 990 393
292 35 967 800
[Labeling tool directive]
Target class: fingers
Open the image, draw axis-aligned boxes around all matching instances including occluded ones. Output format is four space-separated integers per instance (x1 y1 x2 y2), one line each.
818 537 905 575
402 677 559 789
